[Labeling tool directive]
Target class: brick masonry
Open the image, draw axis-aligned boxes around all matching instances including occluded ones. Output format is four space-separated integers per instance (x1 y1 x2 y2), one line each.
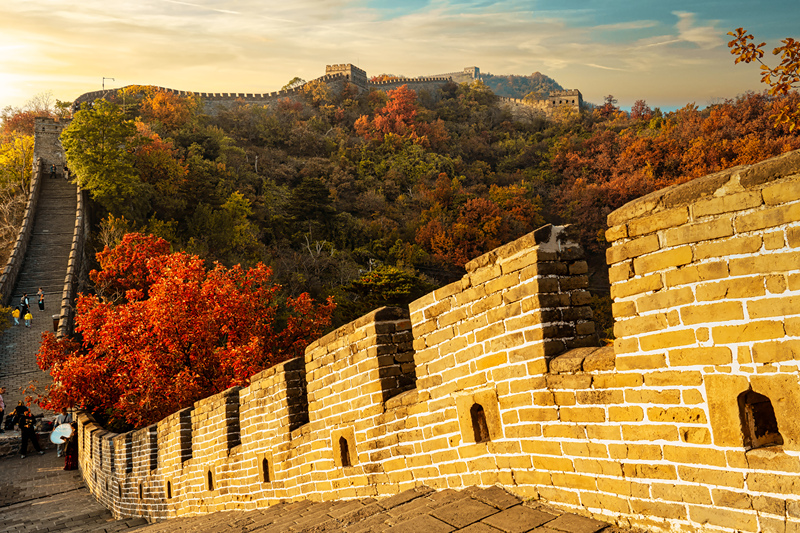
76 149 800 533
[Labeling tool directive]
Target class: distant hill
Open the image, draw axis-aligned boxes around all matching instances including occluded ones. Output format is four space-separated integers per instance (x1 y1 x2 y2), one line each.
480 72 564 99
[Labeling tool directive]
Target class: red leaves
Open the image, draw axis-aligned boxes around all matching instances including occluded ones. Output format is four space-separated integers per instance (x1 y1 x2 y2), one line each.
36 233 334 428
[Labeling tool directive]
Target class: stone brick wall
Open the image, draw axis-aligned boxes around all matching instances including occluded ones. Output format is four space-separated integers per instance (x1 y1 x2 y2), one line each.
0 157 41 305
75 149 800 533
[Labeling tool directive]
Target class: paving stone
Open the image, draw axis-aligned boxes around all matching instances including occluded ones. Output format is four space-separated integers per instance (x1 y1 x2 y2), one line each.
386 513 456 533
467 486 522 510
542 514 609 533
377 485 435 509
432 498 500 528
480 506 558 533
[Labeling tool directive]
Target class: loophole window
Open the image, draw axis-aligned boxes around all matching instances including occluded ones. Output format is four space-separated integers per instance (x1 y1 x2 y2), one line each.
339 436 351 468
470 403 490 443
262 458 270 483
167 480 172 499
739 390 783 449
207 469 214 491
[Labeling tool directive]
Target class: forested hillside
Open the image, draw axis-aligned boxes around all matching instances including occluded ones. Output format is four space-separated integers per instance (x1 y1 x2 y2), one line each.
480 72 564 99
28 81 800 335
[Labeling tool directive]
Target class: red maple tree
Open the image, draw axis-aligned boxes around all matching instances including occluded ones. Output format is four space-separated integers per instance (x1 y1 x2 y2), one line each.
35 233 335 428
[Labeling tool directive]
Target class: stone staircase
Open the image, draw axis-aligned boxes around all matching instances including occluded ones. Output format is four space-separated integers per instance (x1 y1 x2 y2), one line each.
0 175 77 416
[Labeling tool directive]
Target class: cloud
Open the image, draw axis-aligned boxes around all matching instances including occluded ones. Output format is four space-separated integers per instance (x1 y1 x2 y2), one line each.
673 11 724 49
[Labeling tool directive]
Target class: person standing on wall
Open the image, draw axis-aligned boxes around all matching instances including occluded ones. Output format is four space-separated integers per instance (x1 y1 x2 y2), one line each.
19 293 28 319
18 406 44 458
23 309 32 328
62 422 79 470
0 387 5 433
37 288 44 312
11 306 19 326
54 409 72 457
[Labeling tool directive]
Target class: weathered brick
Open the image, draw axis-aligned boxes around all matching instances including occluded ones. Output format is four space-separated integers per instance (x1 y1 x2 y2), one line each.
652 482 711 505
748 295 800 319
789 226 800 248
664 216 733 247
623 463 677 479
628 207 689 237
696 276 764 301
606 234 660 265
678 465 744 488
636 286 694 313
695 235 762 261
751 339 800 363
643 370 703 387
625 389 681 404
669 347 732 366
736 202 800 233
615 353 665 370
766 274 787 294
610 273 663 299
730 250 800 276
693 190 763 217
622 425 679 442
633 245 693 276
712 321 785 344
608 261 633 283
605 224 628 242
763 177 800 205
680 301 743 325
688 506 759 532
639 329 696 351
764 230 786 250
608 406 643 422
593 373 644 388
613 313 667 338
649 407 707 424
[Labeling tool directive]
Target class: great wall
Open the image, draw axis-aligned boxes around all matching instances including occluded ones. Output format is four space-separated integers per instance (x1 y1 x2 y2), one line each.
14 92 800 532
71 64 583 119
55 145 800 532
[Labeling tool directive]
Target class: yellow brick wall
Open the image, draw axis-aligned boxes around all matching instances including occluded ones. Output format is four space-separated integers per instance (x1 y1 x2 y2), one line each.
75 150 800 533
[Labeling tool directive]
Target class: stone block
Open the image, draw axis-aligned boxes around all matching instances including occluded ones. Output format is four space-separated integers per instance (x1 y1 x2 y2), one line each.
606 234 660 265
664 216 733 247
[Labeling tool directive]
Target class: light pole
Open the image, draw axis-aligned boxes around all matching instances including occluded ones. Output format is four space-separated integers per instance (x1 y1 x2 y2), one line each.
102 77 115 98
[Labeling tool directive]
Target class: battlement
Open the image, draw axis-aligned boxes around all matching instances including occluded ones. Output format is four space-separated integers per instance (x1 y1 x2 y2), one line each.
76 148 800 532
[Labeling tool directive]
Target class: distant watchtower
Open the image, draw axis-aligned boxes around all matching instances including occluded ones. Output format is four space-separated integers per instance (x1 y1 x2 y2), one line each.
325 64 368 91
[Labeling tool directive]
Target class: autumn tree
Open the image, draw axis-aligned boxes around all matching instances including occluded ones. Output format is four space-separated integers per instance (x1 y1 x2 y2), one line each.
35 233 335 429
60 99 142 216
728 28 800 129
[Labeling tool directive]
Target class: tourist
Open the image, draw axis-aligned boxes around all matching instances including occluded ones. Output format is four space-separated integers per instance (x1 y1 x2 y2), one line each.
62 422 79 470
18 407 44 458
9 400 26 428
37 288 44 311
11 306 19 326
24 310 32 327
0 386 5 433
54 409 72 457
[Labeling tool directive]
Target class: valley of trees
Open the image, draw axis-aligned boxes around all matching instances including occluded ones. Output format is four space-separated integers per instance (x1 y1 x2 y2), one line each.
54 79 800 333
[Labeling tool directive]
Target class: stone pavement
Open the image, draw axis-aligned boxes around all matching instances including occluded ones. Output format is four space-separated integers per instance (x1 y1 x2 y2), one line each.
0 447 148 532
130 486 643 533
0 175 77 417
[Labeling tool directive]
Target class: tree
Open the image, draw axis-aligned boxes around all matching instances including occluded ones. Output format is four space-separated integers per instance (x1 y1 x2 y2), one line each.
630 100 653 121
35 233 335 429
282 77 306 91
60 99 142 216
728 28 800 130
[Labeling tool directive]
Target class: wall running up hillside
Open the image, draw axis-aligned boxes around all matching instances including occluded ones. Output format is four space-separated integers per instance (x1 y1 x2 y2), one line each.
77 149 800 532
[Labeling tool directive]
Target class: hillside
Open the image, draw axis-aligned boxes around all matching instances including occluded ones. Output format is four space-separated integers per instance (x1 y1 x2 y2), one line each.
480 72 564 99
41 82 800 335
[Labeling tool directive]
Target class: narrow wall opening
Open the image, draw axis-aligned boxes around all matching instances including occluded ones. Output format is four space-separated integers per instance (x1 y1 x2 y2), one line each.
207 469 214 491
339 436 351 468
262 458 270 483
470 403 490 443
739 390 783 449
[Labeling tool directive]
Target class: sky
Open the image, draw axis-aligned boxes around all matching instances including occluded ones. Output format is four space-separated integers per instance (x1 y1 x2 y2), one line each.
0 0 796 112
